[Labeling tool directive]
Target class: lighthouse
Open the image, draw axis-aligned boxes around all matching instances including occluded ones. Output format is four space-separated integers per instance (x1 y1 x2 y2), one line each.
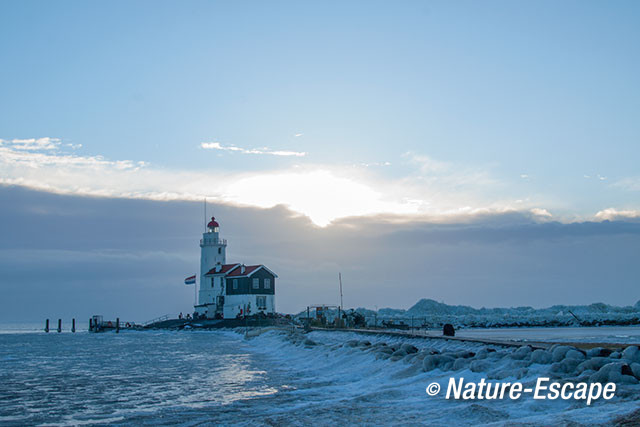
194 215 277 319
198 216 227 309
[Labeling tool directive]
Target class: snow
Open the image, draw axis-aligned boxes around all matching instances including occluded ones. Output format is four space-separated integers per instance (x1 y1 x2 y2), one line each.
299 299 640 329
249 329 640 425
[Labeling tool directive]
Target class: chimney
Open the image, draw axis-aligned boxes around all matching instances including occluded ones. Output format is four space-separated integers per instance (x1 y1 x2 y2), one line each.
215 263 222 273
241 264 246 274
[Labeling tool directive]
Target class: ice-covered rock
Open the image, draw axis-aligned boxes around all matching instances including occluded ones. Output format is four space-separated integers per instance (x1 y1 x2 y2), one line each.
630 363 640 380
577 357 613 374
453 358 471 371
392 349 408 358
511 345 533 360
423 354 455 372
444 350 475 359
622 346 640 362
551 345 581 362
586 347 613 358
550 358 582 374
565 349 586 361
470 359 492 373
530 349 552 364
488 367 528 380
401 343 418 354
590 362 639 384
377 346 394 355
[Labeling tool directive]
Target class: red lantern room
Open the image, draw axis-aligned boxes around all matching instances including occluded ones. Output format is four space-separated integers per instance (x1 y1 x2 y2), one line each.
207 216 219 233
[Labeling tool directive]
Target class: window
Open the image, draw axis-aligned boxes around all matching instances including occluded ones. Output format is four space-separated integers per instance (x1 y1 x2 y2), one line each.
218 247 221 254
264 278 271 289
233 279 238 290
256 296 267 310
252 278 259 289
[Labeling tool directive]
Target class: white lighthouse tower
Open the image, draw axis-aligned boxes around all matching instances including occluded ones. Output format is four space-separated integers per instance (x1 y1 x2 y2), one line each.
197 216 227 310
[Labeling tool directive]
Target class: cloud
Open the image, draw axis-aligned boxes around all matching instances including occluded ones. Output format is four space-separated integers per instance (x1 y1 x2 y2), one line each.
200 141 306 157
294 133 303 137
613 177 640 192
359 161 391 167
2 186 640 321
404 152 450 173
3 136 638 227
0 137 62 151
595 208 640 221
530 208 552 218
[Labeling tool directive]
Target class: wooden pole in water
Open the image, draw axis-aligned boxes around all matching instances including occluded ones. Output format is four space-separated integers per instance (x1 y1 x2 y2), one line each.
45 319 49 333
57 319 62 333
72 318 76 333
89 318 92 332
339 273 343 312
116 318 120 333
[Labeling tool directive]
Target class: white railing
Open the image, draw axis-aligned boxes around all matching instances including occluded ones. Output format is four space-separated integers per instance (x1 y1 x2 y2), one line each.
200 238 227 246
142 314 171 326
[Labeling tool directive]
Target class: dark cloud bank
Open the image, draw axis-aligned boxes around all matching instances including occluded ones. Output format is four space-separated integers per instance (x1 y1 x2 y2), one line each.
0 185 639 323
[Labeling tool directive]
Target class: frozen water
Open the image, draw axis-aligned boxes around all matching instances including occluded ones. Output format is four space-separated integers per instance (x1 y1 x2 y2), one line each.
0 328 639 426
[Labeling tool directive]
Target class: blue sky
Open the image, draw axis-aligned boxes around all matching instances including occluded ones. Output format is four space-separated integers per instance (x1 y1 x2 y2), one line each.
1 1 640 319
1 1 639 226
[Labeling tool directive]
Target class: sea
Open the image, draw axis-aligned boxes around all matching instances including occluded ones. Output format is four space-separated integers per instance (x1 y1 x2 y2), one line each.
1 325 640 426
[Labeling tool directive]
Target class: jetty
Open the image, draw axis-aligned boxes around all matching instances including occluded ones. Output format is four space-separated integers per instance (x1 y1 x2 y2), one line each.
309 327 639 352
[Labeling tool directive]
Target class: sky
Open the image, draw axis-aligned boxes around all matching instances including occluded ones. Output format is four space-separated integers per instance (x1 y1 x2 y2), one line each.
1 1 639 321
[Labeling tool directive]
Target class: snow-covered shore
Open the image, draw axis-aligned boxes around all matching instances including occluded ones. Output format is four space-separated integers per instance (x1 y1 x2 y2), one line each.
251 329 640 425
315 299 640 329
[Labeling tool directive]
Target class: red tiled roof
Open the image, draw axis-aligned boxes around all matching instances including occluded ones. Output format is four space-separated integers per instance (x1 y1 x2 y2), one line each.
226 265 262 277
205 263 240 276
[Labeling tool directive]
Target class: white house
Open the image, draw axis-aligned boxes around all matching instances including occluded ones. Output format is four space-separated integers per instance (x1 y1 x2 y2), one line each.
194 216 277 319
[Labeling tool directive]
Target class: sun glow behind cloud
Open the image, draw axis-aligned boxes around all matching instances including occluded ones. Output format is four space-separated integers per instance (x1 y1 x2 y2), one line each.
2 137 638 226
221 170 419 226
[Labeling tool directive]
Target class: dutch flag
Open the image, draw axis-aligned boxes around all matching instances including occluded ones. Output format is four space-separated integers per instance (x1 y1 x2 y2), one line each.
184 275 196 285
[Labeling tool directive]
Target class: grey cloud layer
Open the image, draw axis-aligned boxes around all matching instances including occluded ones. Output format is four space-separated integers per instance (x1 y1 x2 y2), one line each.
1 186 639 323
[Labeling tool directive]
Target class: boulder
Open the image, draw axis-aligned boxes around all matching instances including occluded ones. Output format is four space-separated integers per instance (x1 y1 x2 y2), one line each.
445 350 475 359
551 345 579 363
586 347 613 358
358 340 372 347
452 358 471 371
469 359 492 373
423 355 455 372
550 358 582 374
346 340 359 347
401 343 419 354
511 346 533 360
530 349 553 365
392 349 408 357
565 349 586 361
577 357 613 374
622 346 640 362
590 362 639 384
630 363 640 380
303 339 317 346
377 346 394 355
